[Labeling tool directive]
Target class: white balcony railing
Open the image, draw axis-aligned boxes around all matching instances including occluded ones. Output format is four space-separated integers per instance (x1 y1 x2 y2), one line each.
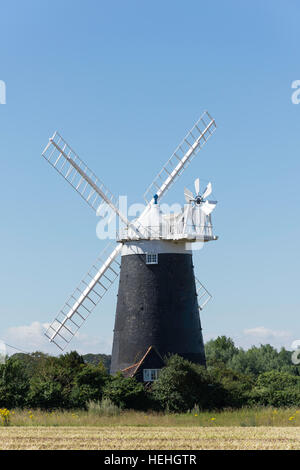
116 222 215 242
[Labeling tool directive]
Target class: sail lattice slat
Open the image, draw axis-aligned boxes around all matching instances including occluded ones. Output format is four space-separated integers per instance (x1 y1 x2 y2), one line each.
195 277 212 311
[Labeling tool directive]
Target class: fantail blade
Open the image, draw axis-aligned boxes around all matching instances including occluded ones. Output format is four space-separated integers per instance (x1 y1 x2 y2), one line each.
194 178 200 195
202 182 212 199
201 200 217 215
184 187 194 203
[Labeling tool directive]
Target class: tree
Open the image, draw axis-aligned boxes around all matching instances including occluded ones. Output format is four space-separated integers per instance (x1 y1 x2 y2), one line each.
28 356 68 409
10 352 49 377
205 336 239 368
250 371 300 407
103 373 148 410
0 357 30 408
82 353 111 372
209 365 254 408
70 363 109 408
151 355 223 412
229 344 298 377
256 370 299 390
27 351 103 410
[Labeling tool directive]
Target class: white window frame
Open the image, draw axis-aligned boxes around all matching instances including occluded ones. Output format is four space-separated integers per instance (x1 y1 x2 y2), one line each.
143 369 161 382
146 253 158 265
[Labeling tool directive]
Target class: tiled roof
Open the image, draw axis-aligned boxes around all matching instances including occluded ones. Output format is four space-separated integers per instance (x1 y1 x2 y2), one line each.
121 346 163 378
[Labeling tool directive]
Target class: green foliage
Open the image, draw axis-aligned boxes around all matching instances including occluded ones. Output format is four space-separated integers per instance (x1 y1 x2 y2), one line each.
205 336 239 367
82 353 111 372
256 370 300 389
249 370 300 407
27 351 109 410
28 356 75 409
209 365 254 408
205 337 300 408
0 338 299 412
151 355 225 412
10 352 49 377
103 372 149 410
70 363 109 408
206 336 300 377
0 357 29 408
229 345 295 376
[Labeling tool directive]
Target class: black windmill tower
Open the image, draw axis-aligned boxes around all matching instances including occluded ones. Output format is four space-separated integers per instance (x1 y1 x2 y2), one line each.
42 112 218 380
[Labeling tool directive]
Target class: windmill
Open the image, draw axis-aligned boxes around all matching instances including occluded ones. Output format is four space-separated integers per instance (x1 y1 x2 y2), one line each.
42 111 218 379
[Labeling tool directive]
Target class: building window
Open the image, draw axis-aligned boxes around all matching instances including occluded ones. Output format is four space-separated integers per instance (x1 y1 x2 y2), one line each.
143 369 161 382
146 253 158 265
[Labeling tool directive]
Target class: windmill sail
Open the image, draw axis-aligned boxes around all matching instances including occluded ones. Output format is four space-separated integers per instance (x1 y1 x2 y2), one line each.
143 111 216 204
45 243 121 350
42 132 131 227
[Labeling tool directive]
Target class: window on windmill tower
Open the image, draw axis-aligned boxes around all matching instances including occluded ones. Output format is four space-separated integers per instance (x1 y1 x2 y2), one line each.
146 253 158 265
143 369 161 382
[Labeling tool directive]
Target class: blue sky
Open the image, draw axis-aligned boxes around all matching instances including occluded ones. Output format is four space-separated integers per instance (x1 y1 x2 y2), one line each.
0 0 299 355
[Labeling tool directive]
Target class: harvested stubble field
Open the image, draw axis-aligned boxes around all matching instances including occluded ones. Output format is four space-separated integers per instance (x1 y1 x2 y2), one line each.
0 426 300 450
1 408 300 450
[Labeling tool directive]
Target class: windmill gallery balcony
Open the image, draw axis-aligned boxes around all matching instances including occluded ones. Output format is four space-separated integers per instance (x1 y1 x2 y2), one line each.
116 220 218 243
